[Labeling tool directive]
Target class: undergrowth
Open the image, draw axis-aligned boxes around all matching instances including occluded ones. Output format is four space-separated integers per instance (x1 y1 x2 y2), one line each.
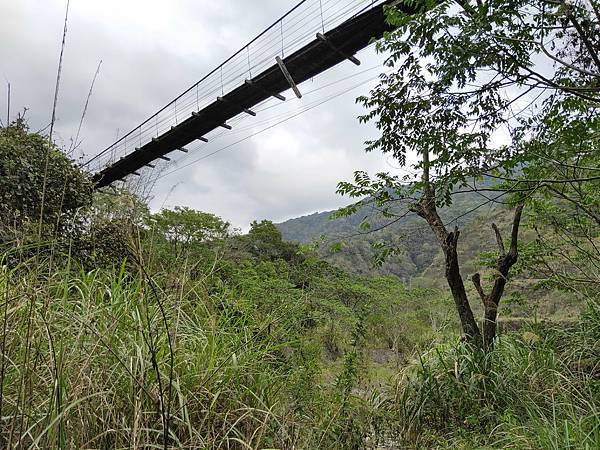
0 245 403 449
392 300 600 449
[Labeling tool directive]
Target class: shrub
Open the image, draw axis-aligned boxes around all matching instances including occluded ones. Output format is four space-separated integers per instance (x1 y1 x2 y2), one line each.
0 118 92 237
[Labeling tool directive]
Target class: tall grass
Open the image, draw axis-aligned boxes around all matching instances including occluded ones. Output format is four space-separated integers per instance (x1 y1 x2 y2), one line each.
1 240 596 448
392 300 600 449
0 251 355 448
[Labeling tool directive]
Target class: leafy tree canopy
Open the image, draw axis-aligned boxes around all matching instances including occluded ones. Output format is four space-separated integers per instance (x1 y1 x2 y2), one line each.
150 206 230 246
340 0 599 207
336 0 599 347
245 220 301 262
0 118 92 233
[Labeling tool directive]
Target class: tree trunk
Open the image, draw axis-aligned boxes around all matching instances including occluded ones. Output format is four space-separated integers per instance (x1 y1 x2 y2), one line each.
413 150 524 350
471 204 524 351
416 198 524 350
413 148 482 344
413 192 482 345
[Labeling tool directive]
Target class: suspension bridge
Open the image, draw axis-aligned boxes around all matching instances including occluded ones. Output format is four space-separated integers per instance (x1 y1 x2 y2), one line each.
86 0 410 189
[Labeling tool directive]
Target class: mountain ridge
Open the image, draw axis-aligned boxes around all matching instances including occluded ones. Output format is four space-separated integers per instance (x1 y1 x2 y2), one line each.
276 191 500 281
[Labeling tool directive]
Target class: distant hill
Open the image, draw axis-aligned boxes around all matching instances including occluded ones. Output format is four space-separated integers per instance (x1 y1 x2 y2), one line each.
277 194 582 319
276 191 501 282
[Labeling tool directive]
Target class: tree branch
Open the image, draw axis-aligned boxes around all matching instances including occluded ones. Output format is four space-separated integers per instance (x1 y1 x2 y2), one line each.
507 203 525 262
484 172 600 184
492 223 506 257
562 0 600 71
471 273 487 302
508 54 600 102
492 33 600 78
546 185 600 226
589 0 600 24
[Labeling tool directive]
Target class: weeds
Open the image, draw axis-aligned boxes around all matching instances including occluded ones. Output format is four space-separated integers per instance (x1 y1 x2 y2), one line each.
0 243 411 448
392 300 600 448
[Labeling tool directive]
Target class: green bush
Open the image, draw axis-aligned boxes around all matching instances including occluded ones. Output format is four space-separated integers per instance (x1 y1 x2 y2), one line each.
0 119 92 237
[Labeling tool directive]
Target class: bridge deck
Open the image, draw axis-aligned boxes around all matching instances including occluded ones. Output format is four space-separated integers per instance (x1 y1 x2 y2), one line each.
93 0 402 188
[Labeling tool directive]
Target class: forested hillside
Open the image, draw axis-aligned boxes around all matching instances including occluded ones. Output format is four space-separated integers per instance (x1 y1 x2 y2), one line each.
277 190 493 280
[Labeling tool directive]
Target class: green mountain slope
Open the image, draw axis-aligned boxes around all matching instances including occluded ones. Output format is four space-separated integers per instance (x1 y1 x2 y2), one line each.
277 197 582 320
277 192 496 281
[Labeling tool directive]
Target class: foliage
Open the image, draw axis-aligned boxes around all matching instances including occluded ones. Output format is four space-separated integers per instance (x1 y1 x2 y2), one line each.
0 257 317 448
65 190 149 269
0 178 595 448
333 0 600 348
392 300 600 449
0 195 455 448
89 189 150 226
277 189 499 281
354 0 599 199
0 118 92 236
243 220 301 262
2 0 599 443
521 145 600 298
150 206 230 247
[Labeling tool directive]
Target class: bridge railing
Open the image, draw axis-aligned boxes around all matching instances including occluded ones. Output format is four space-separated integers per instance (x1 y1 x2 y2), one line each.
85 0 388 173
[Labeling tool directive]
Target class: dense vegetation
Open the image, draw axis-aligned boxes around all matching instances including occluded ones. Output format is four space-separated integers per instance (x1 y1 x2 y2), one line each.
0 129 458 446
337 0 600 349
0 120 598 448
278 203 584 322
1 0 599 448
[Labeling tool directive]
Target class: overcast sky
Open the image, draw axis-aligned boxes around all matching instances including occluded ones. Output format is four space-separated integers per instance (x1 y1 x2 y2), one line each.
0 0 403 229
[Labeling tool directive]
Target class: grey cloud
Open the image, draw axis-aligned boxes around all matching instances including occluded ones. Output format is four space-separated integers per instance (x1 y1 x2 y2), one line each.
1 0 393 229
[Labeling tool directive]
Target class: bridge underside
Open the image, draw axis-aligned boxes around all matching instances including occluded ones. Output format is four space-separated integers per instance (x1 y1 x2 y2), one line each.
93 0 404 188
